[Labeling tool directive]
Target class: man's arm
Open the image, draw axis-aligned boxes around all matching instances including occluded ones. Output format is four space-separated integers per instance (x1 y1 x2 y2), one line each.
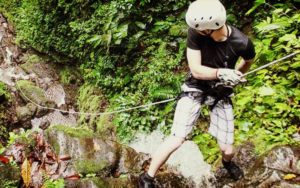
236 58 254 74
187 47 218 80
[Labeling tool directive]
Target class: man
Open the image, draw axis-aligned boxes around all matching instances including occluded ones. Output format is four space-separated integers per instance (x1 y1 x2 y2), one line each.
138 0 255 187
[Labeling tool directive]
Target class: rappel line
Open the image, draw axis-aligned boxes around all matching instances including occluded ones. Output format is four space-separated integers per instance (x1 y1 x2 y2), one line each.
14 51 300 116
15 80 176 116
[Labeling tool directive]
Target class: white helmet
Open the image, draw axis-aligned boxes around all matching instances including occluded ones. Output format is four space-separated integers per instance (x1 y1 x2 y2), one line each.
185 0 226 31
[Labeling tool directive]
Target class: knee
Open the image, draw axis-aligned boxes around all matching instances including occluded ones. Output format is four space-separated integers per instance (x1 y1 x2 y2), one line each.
168 136 185 149
220 147 234 157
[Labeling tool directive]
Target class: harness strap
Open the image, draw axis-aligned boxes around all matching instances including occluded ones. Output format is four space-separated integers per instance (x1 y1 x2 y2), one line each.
176 91 233 111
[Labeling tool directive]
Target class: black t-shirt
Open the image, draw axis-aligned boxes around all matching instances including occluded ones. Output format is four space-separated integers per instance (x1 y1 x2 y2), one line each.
185 25 256 90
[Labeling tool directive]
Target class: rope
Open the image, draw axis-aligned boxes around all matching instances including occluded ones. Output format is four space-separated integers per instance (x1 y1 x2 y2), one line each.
15 79 176 116
13 51 300 116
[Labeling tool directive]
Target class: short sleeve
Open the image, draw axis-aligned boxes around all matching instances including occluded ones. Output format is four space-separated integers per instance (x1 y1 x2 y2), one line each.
241 38 256 60
186 28 202 50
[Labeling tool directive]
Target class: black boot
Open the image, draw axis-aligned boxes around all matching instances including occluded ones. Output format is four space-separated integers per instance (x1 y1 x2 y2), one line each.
138 172 154 188
222 159 244 180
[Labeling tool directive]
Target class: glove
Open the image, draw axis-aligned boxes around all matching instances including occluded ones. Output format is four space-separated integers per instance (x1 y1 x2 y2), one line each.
216 69 246 86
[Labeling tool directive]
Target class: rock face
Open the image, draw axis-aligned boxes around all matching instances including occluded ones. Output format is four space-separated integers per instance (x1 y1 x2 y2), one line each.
45 125 152 176
45 125 122 175
215 144 300 188
45 125 195 188
21 55 59 80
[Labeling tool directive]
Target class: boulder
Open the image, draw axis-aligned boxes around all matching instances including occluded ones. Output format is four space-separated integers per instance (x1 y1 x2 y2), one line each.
16 103 37 125
45 125 122 175
65 177 138 188
16 80 57 117
216 145 300 188
20 55 59 80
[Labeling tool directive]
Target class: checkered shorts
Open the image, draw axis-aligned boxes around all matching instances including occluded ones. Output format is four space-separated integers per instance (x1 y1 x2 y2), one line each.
170 84 235 145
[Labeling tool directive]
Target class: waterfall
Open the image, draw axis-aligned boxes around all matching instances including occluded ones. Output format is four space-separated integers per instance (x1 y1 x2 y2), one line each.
128 130 216 187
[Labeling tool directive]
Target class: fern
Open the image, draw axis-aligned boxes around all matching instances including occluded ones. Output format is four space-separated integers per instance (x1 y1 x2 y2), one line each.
152 87 177 99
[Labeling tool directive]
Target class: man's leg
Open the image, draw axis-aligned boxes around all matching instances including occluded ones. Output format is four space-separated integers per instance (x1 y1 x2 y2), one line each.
218 142 234 162
138 96 201 187
148 136 185 177
208 100 243 180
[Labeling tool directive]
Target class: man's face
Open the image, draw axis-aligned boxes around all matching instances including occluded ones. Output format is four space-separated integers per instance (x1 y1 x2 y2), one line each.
196 29 213 36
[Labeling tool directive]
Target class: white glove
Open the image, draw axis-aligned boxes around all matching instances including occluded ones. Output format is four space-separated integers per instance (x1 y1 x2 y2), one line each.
216 69 246 86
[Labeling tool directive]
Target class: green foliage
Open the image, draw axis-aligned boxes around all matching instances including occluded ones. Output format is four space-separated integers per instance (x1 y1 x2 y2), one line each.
0 81 12 108
44 178 65 188
0 179 18 188
2 0 300 164
7 129 34 147
233 1 300 155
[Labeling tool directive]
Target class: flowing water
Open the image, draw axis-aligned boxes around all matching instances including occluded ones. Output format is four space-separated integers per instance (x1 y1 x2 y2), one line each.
129 131 216 187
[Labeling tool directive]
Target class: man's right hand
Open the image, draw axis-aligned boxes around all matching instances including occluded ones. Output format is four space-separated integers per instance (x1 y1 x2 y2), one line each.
216 69 246 86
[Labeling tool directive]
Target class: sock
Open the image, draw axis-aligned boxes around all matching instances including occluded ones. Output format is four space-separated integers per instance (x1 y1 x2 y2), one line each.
222 159 231 168
145 172 154 181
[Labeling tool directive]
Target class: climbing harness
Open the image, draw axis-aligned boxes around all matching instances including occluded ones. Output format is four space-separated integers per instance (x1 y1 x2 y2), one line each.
15 51 300 116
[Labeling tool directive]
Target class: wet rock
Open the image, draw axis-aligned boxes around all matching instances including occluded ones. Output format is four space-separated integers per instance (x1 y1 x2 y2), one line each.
39 119 50 130
16 80 57 117
65 177 138 188
217 145 300 188
20 55 59 80
16 103 37 124
45 125 122 175
0 163 21 187
117 147 151 175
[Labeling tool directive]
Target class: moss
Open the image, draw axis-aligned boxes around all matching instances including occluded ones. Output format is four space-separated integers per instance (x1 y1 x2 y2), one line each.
0 81 12 107
87 178 108 188
75 159 108 174
47 125 95 139
16 80 41 92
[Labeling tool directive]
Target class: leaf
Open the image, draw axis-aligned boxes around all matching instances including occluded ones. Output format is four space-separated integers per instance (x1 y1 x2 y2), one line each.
65 174 80 179
283 174 296 180
135 21 146 29
21 158 31 187
169 25 188 36
132 31 144 40
0 156 9 164
253 105 265 114
93 141 100 152
241 122 252 132
58 154 71 161
87 35 101 43
258 86 275 96
246 0 265 15
279 34 297 42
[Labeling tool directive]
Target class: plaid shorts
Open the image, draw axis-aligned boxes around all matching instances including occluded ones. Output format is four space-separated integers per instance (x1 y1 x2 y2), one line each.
170 84 235 145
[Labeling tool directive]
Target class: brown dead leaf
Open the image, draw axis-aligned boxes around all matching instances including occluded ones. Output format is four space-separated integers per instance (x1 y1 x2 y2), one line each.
93 141 100 152
58 154 71 161
65 174 80 179
21 158 31 187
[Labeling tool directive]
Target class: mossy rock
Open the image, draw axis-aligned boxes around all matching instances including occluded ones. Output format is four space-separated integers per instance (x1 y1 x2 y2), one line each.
20 55 59 80
65 177 137 188
16 80 56 117
45 125 122 175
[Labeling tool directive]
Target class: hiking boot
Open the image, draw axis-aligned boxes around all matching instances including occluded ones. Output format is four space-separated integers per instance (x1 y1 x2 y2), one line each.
138 173 154 188
222 159 244 180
